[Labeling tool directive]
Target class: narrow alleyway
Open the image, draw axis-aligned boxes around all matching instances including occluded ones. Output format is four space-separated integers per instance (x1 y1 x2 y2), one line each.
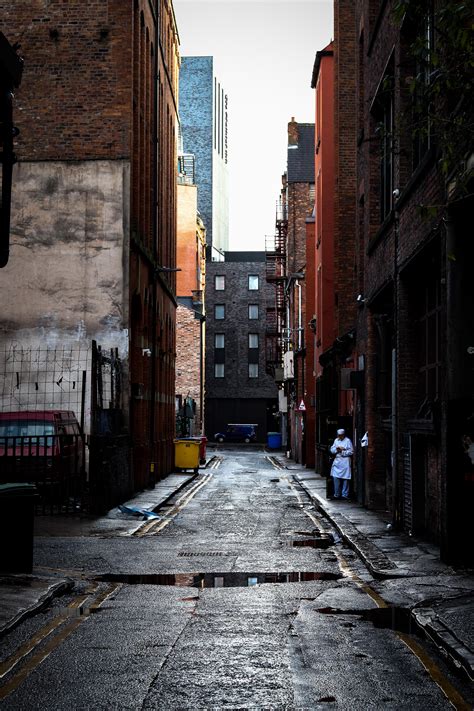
0 450 471 709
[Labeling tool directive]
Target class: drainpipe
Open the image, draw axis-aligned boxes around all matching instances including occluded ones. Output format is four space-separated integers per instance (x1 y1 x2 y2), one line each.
0 35 23 268
392 198 399 526
296 279 302 351
149 5 160 487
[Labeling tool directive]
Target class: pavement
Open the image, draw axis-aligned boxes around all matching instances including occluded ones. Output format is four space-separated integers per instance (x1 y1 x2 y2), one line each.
288 465 474 681
1 453 473 683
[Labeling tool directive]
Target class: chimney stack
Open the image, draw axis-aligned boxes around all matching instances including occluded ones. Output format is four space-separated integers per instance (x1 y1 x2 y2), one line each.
288 117 298 147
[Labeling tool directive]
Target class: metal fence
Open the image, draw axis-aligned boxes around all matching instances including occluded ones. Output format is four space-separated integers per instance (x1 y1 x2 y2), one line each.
0 344 90 429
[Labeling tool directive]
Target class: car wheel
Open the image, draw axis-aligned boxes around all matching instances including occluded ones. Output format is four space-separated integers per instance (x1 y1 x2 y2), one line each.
244 437 250 443
217 436 224 443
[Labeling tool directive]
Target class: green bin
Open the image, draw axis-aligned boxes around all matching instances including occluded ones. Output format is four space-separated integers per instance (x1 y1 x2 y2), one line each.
0 483 37 573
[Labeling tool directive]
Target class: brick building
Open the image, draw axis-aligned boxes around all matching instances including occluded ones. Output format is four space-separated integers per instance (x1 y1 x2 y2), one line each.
0 0 180 491
175 173 206 436
310 43 335 475
267 120 314 463
179 56 229 261
352 0 474 563
206 253 278 442
308 0 473 564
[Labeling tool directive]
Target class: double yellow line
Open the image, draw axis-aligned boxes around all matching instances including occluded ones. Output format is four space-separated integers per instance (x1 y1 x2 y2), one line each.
0 583 120 701
293 484 471 711
136 468 216 537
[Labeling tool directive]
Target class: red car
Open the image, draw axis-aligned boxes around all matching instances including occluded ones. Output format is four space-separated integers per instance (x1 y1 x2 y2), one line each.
0 410 84 483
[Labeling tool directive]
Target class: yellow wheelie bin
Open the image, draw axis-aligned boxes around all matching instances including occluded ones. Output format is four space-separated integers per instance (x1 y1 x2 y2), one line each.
174 438 200 473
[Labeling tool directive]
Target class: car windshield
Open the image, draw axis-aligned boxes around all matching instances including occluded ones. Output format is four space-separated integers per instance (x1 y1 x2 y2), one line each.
0 420 55 437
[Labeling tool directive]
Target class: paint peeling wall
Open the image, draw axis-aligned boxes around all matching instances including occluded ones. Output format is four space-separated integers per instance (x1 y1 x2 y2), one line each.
0 160 130 430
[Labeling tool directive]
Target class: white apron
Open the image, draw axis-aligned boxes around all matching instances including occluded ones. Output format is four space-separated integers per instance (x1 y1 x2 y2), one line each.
330 437 353 479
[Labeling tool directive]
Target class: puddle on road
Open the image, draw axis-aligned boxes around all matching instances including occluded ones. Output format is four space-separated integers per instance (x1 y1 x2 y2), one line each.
96 571 342 588
282 533 335 549
317 605 415 634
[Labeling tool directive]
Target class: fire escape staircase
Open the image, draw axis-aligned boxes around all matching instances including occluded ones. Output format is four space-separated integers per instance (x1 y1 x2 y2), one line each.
265 216 287 378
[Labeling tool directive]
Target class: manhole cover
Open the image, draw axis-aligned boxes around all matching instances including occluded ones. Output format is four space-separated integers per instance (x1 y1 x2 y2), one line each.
178 551 228 557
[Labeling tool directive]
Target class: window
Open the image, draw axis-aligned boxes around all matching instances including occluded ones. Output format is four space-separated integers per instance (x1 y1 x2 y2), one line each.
249 363 259 378
248 304 259 320
372 66 394 223
248 275 259 290
412 9 434 170
416 272 441 402
248 333 259 349
214 363 225 378
379 92 393 222
214 304 225 320
215 333 225 348
215 275 225 290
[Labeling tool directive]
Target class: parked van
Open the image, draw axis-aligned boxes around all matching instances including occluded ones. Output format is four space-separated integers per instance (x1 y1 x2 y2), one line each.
0 410 84 482
214 423 257 443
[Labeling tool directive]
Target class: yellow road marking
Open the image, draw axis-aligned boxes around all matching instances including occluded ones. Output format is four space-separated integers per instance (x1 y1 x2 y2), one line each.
266 455 284 470
136 472 214 537
298 492 470 709
0 583 99 680
0 583 120 701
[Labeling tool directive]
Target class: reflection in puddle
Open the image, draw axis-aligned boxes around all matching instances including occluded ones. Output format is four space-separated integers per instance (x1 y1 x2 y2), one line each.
96 571 342 588
283 534 334 549
317 605 414 633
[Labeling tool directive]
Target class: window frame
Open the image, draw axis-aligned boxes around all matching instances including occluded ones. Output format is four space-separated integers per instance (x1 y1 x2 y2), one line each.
248 304 259 320
248 275 259 291
214 304 225 320
248 333 259 349
214 363 225 378
248 363 259 379
214 275 225 291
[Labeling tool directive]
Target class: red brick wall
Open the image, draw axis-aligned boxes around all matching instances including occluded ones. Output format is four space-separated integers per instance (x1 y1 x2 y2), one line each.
334 0 357 339
1 0 132 161
176 303 203 430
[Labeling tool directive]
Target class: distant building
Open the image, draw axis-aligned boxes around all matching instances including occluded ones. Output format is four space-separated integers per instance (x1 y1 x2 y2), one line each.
179 56 229 261
206 253 278 442
266 120 314 464
175 171 206 436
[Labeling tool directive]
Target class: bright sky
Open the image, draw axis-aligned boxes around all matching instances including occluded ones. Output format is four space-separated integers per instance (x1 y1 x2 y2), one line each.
173 0 333 251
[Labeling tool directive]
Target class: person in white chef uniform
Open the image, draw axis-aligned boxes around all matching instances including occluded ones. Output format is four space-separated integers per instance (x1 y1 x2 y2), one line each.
330 428 354 500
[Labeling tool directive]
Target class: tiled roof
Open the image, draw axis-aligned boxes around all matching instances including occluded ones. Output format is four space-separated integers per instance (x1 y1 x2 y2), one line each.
287 124 315 184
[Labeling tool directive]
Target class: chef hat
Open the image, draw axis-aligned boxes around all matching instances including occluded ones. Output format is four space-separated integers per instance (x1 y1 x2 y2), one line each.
337 428 345 435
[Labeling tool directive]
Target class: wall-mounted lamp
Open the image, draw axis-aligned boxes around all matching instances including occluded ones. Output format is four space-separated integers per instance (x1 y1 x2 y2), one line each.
142 348 152 357
356 294 368 305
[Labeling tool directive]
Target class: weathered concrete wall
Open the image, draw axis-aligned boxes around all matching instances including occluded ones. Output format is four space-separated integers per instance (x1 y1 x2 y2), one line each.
0 160 130 429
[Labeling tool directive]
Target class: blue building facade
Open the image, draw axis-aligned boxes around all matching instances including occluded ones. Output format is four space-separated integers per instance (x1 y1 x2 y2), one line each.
179 56 229 260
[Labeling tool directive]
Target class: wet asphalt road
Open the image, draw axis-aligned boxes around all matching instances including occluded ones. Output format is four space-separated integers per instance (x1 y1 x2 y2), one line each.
0 449 469 709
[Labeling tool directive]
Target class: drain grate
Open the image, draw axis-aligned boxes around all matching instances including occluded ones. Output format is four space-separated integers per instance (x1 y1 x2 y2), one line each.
178 551 228 558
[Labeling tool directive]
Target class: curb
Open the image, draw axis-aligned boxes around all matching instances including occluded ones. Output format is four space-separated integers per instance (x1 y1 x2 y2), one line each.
412 606 474 681
293 473 409 580
0 578 73 638
151 469 201 514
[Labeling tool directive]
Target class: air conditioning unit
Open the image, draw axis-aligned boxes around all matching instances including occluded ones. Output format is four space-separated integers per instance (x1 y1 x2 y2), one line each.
283 351 294 380
340 368 354 390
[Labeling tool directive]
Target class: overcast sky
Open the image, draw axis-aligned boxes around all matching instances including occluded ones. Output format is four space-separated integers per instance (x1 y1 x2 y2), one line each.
173 0 333 251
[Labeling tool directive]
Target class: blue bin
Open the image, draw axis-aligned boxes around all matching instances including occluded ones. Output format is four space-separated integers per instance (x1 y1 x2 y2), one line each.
267 432 282 449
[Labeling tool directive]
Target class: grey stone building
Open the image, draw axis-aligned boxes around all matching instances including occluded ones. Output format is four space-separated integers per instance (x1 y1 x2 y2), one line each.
205 252 279 442
179 56 229 260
